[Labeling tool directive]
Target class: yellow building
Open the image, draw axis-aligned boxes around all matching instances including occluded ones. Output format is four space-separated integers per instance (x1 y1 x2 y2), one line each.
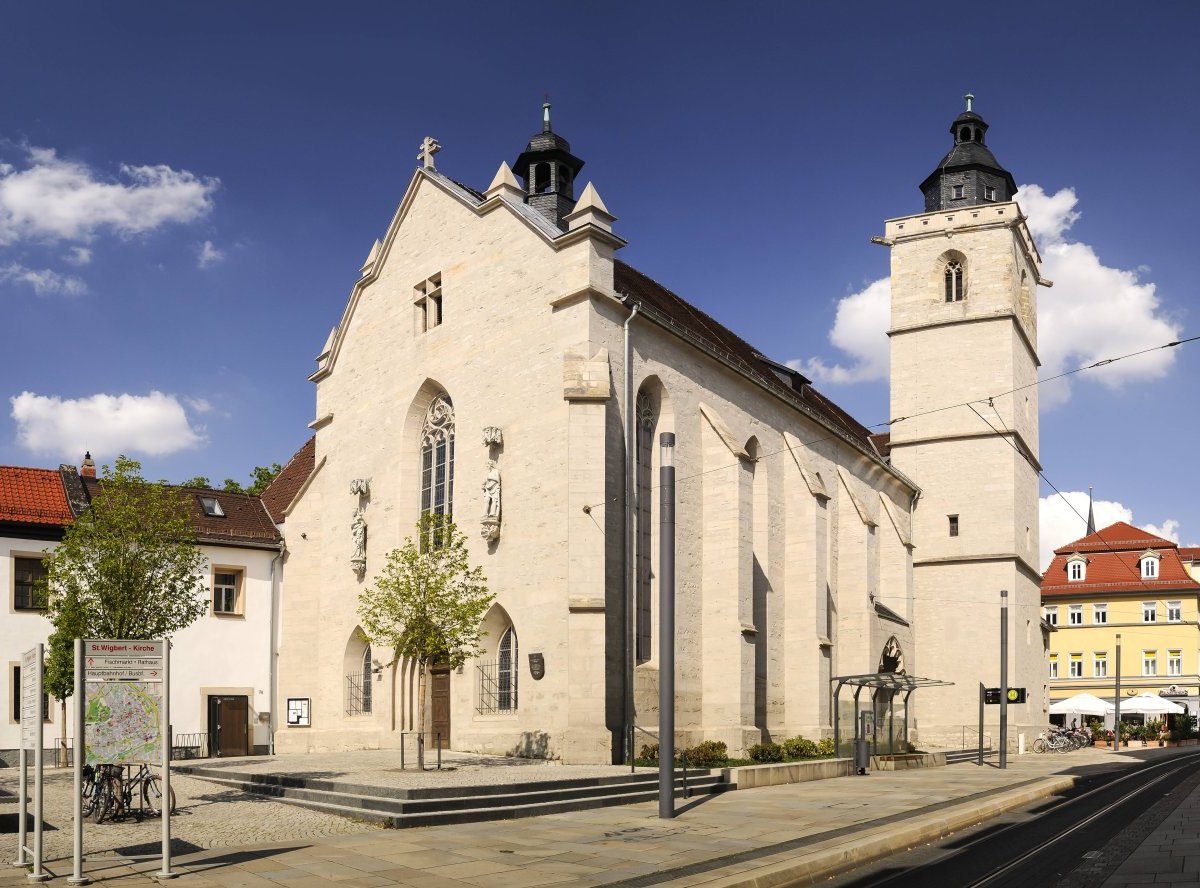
1042 522 1200 711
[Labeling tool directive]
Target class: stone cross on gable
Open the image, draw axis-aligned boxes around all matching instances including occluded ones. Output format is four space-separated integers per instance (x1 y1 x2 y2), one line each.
418 136 442 169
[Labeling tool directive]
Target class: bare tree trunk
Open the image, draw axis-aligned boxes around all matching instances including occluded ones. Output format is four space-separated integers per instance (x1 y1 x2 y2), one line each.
58 699 68 768
417 661 428 769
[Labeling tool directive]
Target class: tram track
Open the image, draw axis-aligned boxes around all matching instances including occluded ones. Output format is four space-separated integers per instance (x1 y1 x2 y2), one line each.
830 751 1200 888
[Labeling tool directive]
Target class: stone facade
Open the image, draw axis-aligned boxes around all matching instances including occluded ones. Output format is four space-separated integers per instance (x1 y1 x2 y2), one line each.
272 105 1047 763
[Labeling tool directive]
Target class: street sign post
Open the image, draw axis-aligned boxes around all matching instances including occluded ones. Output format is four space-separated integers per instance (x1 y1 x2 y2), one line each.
15 643 49 881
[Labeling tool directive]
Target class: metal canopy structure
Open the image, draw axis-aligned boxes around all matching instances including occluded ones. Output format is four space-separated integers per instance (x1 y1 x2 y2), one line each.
832 673 955 753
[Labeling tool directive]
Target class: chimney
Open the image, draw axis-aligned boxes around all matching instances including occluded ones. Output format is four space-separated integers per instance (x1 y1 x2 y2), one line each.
80 451 96 479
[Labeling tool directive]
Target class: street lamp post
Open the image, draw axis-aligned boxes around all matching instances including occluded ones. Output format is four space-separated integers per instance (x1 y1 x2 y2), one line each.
658 432 676 819
1114 633 1122 752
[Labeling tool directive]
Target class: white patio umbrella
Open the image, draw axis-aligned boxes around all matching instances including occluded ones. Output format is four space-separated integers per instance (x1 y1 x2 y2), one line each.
1049 693 1115 717
1118 692 1185 716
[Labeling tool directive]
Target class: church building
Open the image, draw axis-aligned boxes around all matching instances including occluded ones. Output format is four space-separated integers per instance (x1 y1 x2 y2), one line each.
268 99 1050 763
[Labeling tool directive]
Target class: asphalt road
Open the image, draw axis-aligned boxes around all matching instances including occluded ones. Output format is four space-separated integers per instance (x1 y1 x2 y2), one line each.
825 751 1200 888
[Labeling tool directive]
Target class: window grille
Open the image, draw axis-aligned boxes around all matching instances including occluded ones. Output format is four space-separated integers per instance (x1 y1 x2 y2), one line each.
477 628 518 713
346 646 373 716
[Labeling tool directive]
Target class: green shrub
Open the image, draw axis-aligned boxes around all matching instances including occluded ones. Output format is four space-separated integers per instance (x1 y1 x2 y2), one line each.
748 741 784 763
782 736 817 759
815 738 836 756
640 743 659 762
681 740 728 767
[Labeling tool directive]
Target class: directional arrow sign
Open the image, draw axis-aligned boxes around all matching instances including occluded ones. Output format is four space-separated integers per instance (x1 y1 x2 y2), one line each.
85 667 163 682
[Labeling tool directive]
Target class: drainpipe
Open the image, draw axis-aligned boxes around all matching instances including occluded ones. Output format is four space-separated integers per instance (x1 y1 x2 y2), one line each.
268 538 286 756
623 299 640 765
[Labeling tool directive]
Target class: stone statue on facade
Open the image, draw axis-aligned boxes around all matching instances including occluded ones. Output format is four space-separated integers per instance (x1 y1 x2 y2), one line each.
351 508 367 574
481 461 501 541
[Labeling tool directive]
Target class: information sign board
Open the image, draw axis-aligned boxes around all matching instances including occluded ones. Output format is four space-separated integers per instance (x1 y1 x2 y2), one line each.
984 687 1026 704
83 639 165 765
20 647 39 750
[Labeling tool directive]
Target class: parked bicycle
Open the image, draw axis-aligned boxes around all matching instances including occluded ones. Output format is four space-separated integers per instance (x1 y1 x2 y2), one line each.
82 763 176 822
1031 729 1075 753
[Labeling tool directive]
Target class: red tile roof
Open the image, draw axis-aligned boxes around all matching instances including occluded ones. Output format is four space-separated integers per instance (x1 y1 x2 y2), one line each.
0 466 73 526
1053 521 1177 555
260 438 315 524
81 478 281 548
1042 521 1200 598
1179 547 1200 562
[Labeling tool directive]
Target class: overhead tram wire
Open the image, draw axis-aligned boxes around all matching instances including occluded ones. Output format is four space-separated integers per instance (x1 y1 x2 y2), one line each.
580 333 1199 513
966 403 1165 594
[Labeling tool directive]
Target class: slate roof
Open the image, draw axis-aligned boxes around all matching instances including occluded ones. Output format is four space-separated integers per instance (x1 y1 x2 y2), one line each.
0 466 74 526
1041 521 1200 598
613 260 877 449
261 437 316 524
81 477 281 548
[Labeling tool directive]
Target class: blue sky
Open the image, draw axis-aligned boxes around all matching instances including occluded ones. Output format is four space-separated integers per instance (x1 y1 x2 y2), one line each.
1 2 1196 564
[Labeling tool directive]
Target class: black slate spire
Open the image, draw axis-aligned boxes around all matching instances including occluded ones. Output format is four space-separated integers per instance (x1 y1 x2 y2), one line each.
919 95 1017 212
513 101 585 231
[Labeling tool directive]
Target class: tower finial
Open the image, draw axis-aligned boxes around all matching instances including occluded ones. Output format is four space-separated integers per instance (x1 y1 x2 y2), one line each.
1086 485 1096 535
964 92 975 112
543 94 552 133
417 136 441 170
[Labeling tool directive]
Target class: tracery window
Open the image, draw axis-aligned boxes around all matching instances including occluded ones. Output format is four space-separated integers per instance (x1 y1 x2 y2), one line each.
361 645 374 714
420 394 455 521
944 261 965 302
498 627 517 711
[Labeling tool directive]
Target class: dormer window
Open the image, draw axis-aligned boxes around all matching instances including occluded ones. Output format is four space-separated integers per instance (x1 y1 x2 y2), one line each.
1066 553 1087 582
952 184 965 200
198 495 225 517
1140 550 1161 580
984 185 996 201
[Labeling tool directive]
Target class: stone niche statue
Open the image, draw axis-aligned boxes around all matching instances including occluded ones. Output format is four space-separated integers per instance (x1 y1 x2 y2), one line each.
350 508 367 574
481 460 501 541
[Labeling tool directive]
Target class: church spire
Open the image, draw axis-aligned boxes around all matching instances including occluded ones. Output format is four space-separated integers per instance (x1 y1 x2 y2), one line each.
1086 486 1096 535
919 95 1017 212
513 101 585 231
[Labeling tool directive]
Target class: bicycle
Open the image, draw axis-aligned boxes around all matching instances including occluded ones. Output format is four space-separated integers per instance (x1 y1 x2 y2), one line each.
87 763 176 823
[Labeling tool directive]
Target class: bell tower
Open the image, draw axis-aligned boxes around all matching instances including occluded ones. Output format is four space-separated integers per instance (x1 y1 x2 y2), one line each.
513 102 585 231
884 96 1051 749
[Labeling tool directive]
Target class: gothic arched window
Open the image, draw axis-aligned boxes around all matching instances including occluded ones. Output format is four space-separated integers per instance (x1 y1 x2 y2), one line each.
634 390 656 662
498 627 518 711
361 645 374 714
944 261 965 302
421 394 455 520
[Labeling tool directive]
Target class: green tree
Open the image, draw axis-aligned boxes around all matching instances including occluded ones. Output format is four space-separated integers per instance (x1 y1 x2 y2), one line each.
44 455 208 692
221 478 245 493
246 463 282 497
179 476 213 489
358 514 493 767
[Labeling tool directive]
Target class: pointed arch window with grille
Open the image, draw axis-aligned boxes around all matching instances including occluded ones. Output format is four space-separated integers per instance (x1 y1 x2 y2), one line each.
420 394 455 520
944 260 965 302
498 627 517 711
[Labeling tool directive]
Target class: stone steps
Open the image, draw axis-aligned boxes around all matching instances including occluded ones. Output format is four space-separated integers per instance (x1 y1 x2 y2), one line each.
175 764 732 827
944 748 999 764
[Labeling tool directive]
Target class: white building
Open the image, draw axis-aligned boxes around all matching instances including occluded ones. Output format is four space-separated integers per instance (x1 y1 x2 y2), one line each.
0 459 282 764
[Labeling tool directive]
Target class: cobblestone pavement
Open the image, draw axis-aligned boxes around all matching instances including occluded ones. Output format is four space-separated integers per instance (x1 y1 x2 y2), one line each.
0 766 378 865
0 748 1181 887
1099 757 1200 887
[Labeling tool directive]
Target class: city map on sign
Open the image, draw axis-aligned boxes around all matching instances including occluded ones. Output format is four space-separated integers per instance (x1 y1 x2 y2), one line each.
84 681 162 765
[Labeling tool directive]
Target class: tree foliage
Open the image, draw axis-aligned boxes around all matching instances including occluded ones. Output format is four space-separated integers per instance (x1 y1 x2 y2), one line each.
359 514 493 671
181 463 281 496
358 514 492 764
44 456 208 695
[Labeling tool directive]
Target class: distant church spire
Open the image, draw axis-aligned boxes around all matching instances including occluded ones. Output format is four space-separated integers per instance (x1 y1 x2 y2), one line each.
919 95 1017 212
513 101 585 231
1086 486 1096 535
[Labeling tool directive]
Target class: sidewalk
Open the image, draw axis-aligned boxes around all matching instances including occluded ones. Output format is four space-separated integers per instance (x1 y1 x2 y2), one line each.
2 748 1176 887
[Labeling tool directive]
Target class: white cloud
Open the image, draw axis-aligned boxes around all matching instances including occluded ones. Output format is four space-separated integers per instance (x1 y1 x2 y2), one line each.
790 278 890 383
1039 491 1185 570
185 397 213 414
10 391 206 458
0 146 218 246
791 184 1181 410
0 262 87 296
63 246 92 266
196 240 224 269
